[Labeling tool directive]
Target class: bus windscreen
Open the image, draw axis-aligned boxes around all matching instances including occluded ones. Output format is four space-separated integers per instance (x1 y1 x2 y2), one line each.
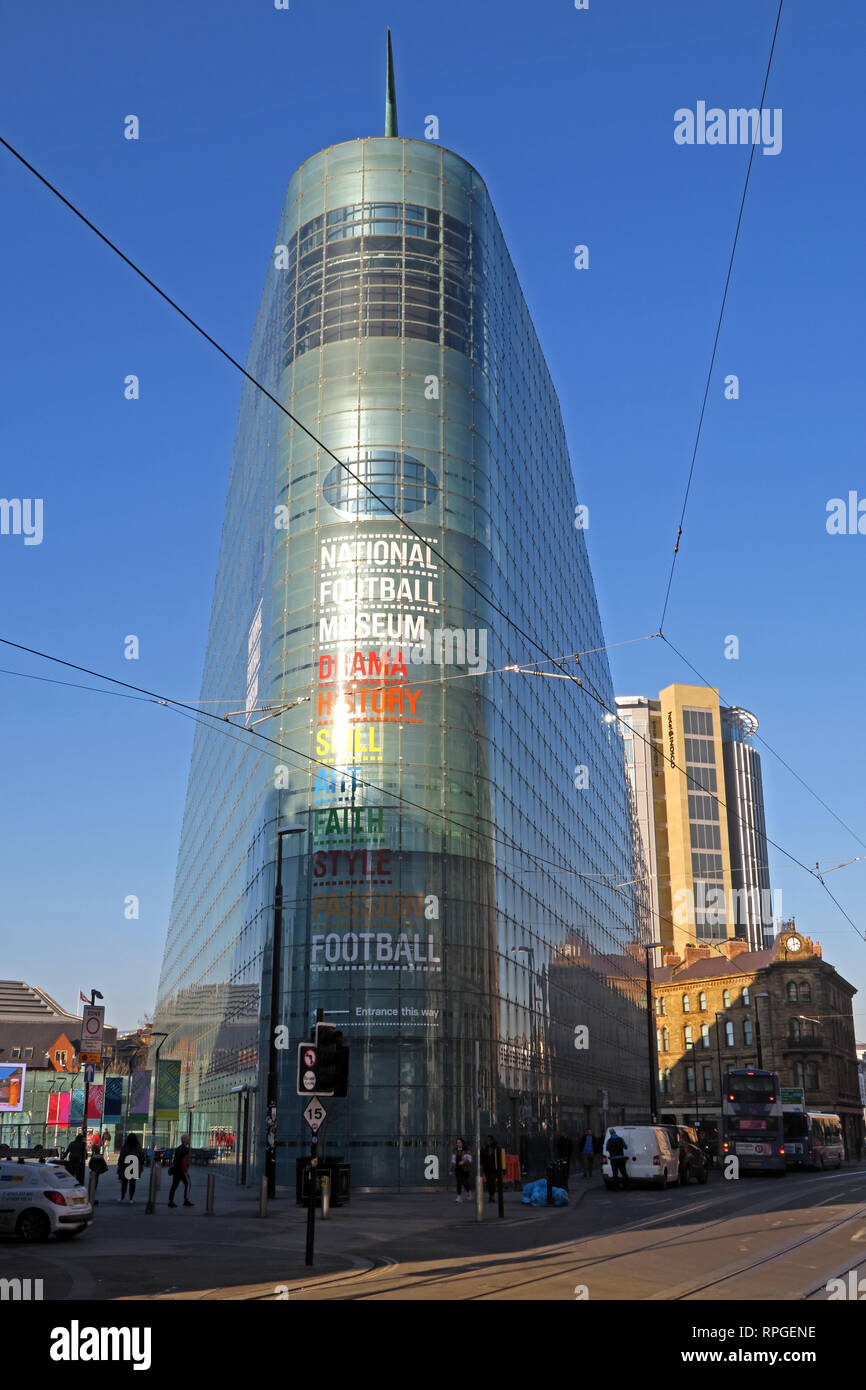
727 1076 777 1103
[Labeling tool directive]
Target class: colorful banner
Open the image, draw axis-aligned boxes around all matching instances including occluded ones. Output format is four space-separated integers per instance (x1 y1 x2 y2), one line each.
48 1091 71 1125
155 1060 180 1121
87 1084 104 1120
127 1069 151 1123
69 1089 84 1126
103 1076 123 1120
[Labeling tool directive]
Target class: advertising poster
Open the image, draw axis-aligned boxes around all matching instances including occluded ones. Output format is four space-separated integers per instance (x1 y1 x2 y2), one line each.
127 1069 152 1124
86 1084 104 1120
47 1091 71 1125
155 1060 180 1121
0 1063 26 1112
103 1076 123 1119
70 1088 84 1126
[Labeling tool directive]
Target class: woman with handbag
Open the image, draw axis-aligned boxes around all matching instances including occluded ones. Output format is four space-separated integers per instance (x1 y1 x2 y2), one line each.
88 1144 109 1205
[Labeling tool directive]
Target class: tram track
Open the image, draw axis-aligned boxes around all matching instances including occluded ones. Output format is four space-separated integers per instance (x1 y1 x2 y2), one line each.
328 1169 866 1301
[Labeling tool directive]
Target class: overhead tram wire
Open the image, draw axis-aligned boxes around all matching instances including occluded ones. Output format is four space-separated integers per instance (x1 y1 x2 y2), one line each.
657 0 785 633
6 98 860 939
0 632 636 891
0 633 737 971
0 143 759 869
0 132 661 729
660 632 866 855
0 627 810 925
657 633 866 944
6 624 853 908
0 140 737 835
165 698 735 988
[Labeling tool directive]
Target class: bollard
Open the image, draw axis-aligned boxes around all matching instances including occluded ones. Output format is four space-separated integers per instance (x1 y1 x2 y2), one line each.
545 1164 553 1206
88 1171 97 1207
259 1173 268 1217
206 1172 215 1215
320 1173 330 1220
144 1159 160 1214
144 1159 159 1215
305 1162 317 1265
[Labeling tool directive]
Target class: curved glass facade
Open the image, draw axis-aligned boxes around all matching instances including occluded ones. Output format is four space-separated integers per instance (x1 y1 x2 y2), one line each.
154 137 650 1187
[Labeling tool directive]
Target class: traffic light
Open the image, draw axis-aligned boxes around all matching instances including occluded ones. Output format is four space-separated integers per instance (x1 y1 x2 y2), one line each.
296 1022 349 1096
296 1042 320 1096
314 1023 349 1098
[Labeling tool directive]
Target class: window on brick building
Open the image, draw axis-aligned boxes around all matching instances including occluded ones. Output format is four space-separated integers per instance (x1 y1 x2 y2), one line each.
682 994 690 1013
725 1021 734 1047
723 989 731 1008
699 991 707 1011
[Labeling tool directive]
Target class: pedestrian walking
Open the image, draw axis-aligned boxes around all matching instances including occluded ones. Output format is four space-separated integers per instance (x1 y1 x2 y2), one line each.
581 1129 596 1178
605 1128 629 1190
102 1129 112 1155
62 1133 87 1185
481 1135 499 1202
450 1138 473 1202
117 1133 142 1202
88 1144 108 1205
167 1133 194 1207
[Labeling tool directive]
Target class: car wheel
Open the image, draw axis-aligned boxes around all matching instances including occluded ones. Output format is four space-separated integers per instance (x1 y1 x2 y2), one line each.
17 1209 51 1243
678 1162 689 1186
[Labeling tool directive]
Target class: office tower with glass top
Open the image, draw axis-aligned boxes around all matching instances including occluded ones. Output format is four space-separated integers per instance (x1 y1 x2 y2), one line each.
154 51 650 1185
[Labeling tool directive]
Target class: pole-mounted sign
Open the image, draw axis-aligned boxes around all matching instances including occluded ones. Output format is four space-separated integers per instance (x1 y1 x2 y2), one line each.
80 1005 105 1065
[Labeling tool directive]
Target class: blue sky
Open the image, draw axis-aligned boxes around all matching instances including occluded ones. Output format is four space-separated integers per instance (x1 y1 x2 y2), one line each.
1 0 864 1031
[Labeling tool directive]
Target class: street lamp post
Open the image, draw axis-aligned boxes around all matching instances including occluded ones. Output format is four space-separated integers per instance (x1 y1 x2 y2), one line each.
753 993 771 1071
644 942 663 1122
265 823 306 1199
81 988 103 1146
689 1042 702 1127
144 1032 168 1213
510 945 539 1177
715 1010 728 1130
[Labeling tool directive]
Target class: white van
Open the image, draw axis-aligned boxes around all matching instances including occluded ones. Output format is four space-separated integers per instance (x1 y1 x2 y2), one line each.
601 1126 680 1188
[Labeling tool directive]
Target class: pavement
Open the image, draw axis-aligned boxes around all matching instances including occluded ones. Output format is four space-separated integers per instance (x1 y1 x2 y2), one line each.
7 1160 864 1301
1 1159 604 1301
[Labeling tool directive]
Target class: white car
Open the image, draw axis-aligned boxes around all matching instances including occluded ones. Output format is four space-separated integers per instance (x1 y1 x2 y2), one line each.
601 1126 680 1188
0 1159 93 1241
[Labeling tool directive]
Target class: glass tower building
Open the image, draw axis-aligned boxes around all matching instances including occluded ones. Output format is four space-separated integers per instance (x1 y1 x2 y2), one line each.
154 115 651 1185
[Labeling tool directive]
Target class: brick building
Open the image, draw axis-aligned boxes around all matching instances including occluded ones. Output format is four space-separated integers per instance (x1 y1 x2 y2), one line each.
652 929 862 1158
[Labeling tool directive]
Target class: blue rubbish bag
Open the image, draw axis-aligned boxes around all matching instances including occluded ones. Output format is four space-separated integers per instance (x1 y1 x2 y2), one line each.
521 1179 569 1207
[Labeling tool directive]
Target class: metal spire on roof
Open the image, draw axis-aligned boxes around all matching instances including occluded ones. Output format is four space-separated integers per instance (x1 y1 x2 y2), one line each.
385 28 398 136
